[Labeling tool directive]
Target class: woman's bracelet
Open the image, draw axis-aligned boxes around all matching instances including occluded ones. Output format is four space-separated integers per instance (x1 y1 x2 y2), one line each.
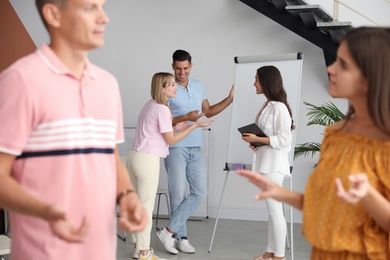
116 189 135 205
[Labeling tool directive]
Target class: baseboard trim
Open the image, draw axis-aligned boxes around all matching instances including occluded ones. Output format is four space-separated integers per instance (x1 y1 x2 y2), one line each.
152 206 302 223
152 214 206 221
207 205 303 223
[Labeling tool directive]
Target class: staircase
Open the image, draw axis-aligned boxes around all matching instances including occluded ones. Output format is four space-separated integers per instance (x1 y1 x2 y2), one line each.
239 0 353 66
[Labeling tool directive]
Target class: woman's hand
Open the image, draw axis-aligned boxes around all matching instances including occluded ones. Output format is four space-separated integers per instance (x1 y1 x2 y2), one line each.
236 170 304 210
241 133 258 143
173 121 189 131
335 174 370 204
249 144 259 151
236 170 285 201
195 119 214 128
336 174 390 232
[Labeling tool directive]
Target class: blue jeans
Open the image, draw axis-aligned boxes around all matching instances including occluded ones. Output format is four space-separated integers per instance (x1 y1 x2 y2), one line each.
164 147 207 238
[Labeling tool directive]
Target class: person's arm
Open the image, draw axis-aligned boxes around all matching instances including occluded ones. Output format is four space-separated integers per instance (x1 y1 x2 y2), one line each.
115 147 148 233
242 134 270 145
0 153 48 217
236 169 304 210
336 174 390 232
361 186 390 232
0 152 88 242
162 119 214 145
202 85 234 118
267 104 292 148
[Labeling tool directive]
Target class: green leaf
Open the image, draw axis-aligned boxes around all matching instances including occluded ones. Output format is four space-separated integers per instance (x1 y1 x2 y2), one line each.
303 101 345 127
294 101 345 164
294 142 321 159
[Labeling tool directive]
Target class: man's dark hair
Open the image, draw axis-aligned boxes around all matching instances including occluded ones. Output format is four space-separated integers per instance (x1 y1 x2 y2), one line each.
35 0 66 29
172 49 192 63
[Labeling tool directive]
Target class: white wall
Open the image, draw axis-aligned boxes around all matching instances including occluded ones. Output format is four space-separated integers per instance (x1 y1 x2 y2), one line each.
10 0 353 222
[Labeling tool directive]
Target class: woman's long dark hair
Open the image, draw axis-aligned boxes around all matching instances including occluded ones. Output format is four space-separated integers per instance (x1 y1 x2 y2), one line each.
340 27 390 135
257 66 295 130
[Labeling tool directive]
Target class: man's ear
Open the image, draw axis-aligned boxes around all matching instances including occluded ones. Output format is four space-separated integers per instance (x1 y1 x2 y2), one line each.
171 63 175 70
42 4 61 28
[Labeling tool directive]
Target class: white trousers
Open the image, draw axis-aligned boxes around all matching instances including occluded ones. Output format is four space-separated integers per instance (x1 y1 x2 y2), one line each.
262 171 287 257
126 150 160 250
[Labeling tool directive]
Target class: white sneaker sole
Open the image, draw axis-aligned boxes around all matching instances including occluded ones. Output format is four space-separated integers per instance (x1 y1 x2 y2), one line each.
176 241 195 254
177 248 195 254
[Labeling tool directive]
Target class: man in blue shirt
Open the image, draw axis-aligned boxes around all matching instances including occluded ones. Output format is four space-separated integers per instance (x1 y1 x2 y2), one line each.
157 49 234 254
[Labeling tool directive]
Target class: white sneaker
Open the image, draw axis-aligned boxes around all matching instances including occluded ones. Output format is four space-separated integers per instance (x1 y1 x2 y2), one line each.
156 228 178 254
175 237 195 253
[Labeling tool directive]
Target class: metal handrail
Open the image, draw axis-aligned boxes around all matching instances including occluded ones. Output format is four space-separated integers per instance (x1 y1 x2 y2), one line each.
333 0 382 25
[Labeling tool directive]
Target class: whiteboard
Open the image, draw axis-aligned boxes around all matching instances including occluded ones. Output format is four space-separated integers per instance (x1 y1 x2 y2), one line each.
118 127 211 218
226 53 303 169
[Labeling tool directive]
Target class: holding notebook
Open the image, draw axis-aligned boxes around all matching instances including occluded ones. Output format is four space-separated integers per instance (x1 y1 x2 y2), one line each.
238 123 267 147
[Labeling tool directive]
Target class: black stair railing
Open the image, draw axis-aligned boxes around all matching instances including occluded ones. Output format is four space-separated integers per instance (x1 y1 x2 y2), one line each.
239 0 353 67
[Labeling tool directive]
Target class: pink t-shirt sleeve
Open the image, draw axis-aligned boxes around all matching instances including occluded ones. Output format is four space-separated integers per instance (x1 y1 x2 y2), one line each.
158 106 173 134
0 69 35 155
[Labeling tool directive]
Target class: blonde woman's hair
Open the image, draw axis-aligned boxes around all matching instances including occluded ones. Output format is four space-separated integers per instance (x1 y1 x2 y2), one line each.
151 72 174 105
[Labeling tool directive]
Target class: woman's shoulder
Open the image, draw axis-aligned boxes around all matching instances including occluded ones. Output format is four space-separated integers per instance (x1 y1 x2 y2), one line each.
323 121 346 139
268 101 289 113
269 101 286 108
325 119 390 144
327 120 346 131
144 99 170 113
147 99 167 107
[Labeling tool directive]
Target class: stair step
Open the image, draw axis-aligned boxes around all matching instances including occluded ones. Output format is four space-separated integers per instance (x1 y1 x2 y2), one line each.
286 4 333 22
240 0 342 67
286 4 320 11
285 0 309 5
317 21 353 29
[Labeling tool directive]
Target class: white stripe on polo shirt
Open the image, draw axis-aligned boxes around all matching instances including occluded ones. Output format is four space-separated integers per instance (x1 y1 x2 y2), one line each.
27 132 115 144
30 125 116 137
24 117 117 152
35 117 116 130
24 139 116 150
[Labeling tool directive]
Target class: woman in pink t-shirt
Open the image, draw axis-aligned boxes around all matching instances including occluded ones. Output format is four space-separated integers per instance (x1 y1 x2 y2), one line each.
127 72 213 260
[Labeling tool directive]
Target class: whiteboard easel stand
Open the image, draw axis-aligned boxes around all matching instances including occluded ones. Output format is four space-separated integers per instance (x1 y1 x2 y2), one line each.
209 165 294 260
208 163 232 253
285 167 294 260
290 174 294 260
213 52 302 257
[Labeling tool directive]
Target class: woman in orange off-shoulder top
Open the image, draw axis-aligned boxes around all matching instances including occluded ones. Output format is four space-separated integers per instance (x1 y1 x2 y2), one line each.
236 26 390 260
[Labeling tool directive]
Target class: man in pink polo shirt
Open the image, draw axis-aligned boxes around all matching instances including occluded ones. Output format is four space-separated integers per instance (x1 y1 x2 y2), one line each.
0 0 147 259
